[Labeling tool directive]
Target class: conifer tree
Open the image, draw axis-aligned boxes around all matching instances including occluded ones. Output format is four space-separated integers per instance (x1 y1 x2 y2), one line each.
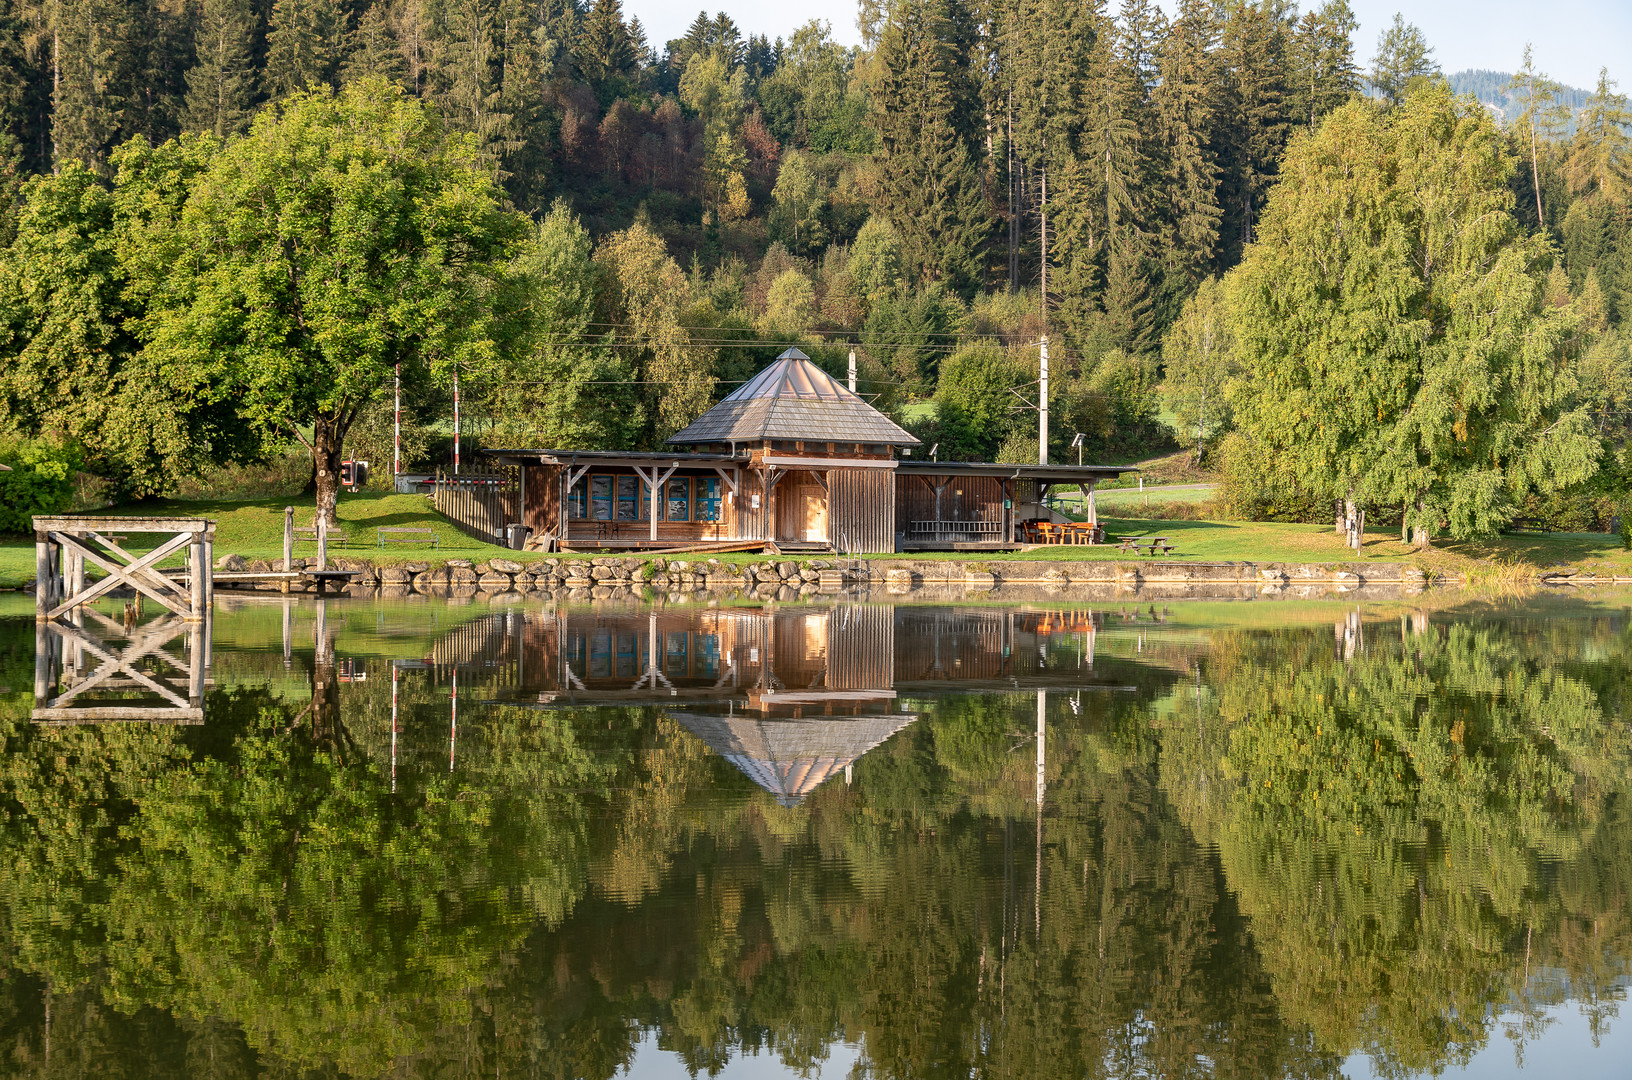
1369 14 1436 106
1212 1 1290 267
430 0 519 169
342 2 408 87
1287 0 1358 129
50 0 133 170
265 0 347 96
1152 0 1221 284
1505 45 1567 229
577 0 633 89
1565 69 1632 203
184 0 260 137
870 0 990 292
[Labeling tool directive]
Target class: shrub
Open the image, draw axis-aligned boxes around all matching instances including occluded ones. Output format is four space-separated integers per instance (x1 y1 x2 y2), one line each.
0 436 82 534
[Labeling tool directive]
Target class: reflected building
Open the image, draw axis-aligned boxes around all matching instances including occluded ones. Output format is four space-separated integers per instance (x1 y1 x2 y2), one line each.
429 603 1111 803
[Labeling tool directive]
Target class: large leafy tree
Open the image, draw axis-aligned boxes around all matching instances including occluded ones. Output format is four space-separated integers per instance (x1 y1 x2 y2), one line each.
1227 83 1600 541
142 77 531 523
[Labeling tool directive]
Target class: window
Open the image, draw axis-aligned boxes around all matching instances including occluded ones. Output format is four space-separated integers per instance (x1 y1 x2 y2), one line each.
567 479 588 520
665 477 690 521
590 476 614 520
617 476 645 521
697 477 722 522
665 632 689 676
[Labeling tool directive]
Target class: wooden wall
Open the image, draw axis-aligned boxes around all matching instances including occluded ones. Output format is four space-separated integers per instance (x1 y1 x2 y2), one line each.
897 474 1004 524
828 468 896 553
522 465 559 539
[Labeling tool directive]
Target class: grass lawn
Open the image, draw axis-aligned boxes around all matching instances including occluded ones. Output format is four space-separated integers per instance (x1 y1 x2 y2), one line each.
1072 485 1217 508
4 493 1630 589
0 491 517 588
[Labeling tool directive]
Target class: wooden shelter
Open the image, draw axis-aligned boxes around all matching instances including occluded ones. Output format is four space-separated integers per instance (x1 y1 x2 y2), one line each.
486 349 1126 553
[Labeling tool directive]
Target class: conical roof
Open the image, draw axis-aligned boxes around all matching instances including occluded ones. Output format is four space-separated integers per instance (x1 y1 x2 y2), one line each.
666 348 920 447
670 712 917 806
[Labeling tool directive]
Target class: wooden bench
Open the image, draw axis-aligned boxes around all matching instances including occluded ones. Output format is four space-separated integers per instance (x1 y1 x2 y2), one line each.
294 525 348 547
909 520 1002 542
377 526 439 549
1115 534 1175 556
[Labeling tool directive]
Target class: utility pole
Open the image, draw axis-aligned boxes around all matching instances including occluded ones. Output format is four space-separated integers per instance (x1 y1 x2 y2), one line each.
1038 337 1049 465
848 347 857 393
393 363 401 479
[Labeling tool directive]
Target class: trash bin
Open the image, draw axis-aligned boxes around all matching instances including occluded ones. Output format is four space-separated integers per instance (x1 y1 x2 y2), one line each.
504 523 532 550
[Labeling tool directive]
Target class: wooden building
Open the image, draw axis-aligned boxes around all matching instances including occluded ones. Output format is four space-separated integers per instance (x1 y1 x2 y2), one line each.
486 349 1125 553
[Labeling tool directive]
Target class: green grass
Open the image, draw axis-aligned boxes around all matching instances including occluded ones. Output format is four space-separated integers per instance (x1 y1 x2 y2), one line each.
0 490 520 587
1073 485 1217 507
6 495 1632 590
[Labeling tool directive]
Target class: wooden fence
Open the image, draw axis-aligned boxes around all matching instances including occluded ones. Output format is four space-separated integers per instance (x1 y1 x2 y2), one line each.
433 468 520 545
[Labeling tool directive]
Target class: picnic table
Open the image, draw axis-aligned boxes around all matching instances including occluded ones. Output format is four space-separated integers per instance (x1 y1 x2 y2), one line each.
1115 534 1176 556
1028 521 1103 545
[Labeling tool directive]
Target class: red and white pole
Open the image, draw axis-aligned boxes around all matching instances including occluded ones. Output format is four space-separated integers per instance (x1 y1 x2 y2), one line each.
391 662 398 793
449 667 458 772
452 366 460 476
393 363 401 479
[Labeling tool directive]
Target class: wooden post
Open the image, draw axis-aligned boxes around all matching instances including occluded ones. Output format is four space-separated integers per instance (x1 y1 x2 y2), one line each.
188 538 205 620
201 533 214 609
317 513 329 573
283 507 294 572
189 621 206 704
34 622 50 704
35 534 52 620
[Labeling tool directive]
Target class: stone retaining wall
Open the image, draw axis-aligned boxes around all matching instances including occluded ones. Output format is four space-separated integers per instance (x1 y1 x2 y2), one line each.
212 553 1442 601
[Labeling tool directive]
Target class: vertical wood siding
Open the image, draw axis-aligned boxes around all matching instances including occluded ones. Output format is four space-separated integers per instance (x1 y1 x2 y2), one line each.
828 468 896 553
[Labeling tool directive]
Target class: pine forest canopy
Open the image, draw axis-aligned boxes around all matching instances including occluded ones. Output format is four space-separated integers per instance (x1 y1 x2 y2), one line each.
0 0 1627 539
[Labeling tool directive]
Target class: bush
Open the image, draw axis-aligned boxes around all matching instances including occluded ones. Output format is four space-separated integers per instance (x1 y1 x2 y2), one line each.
0 436 82 534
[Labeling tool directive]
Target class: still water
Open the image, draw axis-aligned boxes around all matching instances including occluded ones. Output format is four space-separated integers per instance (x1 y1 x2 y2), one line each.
2 591 1629 1079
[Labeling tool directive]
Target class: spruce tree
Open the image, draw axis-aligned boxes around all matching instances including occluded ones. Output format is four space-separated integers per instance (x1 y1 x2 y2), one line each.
870 0 990 292
430 0 519 169
1152 0 1221 284
1505 46 1567 229
1564 69 1632 203
265 0 347 96
1288 0 1358 129
1369 14 1436 106
342 2 409 87
51 0 133 171
577 0 633 89
1212 1 1291 268
184 0 260 137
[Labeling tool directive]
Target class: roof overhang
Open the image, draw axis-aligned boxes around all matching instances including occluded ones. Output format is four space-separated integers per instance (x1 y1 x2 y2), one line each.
896 461 1133 482
482 448 747 468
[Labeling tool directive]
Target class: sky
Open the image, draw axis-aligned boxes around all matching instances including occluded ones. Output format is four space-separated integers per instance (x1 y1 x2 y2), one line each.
622 0 1632 92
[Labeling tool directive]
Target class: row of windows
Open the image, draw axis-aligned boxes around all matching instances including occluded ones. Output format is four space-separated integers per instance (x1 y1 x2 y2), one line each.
565 632 723 680
567 475 723 522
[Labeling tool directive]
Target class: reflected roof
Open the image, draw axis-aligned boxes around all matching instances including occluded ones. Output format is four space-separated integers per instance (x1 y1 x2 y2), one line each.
671 711 916 806
666 348 921 447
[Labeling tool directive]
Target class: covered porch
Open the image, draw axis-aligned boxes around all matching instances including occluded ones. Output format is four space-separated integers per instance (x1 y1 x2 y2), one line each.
894 462 1128 551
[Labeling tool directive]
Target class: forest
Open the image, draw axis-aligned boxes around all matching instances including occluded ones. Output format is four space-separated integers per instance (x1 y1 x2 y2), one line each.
0 0 1629 538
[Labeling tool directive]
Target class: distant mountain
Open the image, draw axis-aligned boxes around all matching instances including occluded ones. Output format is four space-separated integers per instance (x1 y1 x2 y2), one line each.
1446 69 1593 131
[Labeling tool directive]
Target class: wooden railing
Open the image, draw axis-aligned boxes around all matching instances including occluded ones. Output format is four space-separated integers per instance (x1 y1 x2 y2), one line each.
433 469 519 545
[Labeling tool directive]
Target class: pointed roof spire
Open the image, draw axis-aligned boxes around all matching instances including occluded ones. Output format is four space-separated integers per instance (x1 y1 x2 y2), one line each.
666 351 920 446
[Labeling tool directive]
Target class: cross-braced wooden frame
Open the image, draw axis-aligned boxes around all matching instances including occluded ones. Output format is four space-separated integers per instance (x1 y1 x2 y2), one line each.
32 614 206 724
33 516 215 622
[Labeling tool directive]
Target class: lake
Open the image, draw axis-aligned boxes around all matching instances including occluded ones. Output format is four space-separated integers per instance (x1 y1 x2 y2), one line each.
2 591 1628 1078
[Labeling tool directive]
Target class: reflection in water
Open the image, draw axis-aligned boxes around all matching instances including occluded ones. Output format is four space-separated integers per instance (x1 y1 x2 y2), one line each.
0 596 1627 1079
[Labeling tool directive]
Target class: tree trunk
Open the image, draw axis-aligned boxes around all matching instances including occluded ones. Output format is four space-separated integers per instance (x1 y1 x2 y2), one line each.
312 414 347 528
1412 499 1432 548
